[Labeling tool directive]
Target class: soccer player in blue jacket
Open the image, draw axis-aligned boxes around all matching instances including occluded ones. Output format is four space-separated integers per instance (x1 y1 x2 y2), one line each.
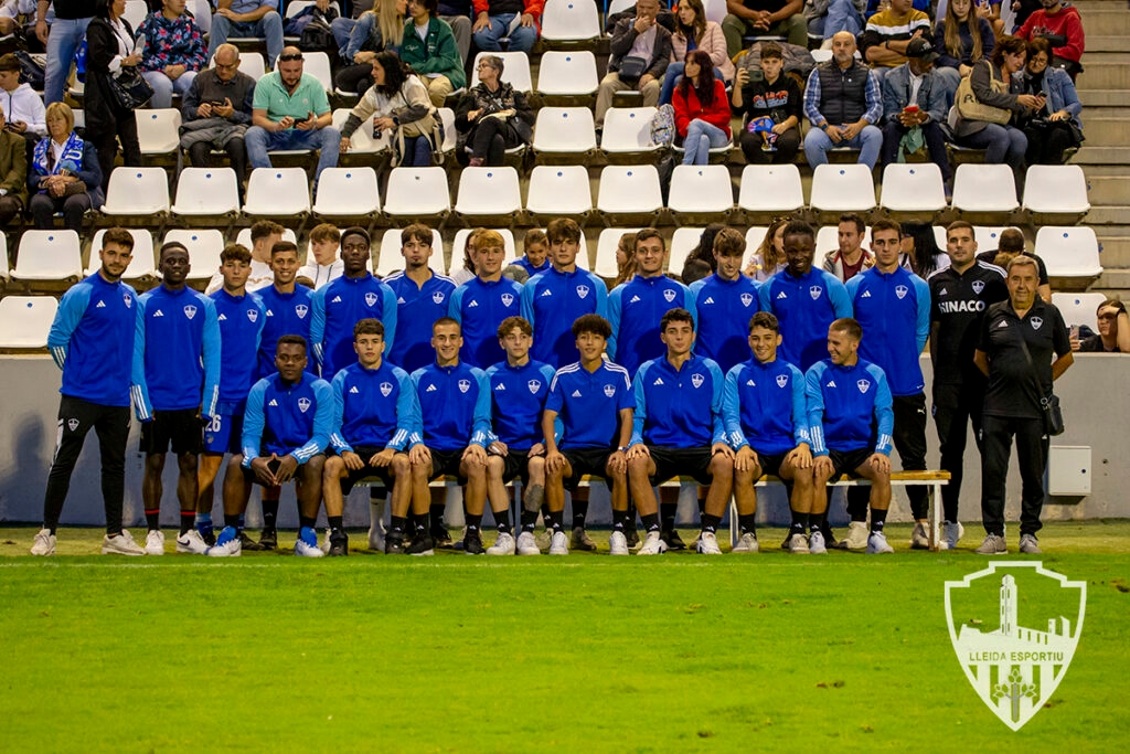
520 218 609 369
688 227 761 374
543 315 635 556
447 229 523 368
724 312 817 555
404 318 492 555
846 220 932 549
132 242 221 556
213 336 333 558
310 227 398 378
806 318 896 555
484 317 557 556
197 243 267 550
316 319 418 556
383 224 456 373
32 229 146 557
627 309 733 556
607 229 697 377
759 220 853 371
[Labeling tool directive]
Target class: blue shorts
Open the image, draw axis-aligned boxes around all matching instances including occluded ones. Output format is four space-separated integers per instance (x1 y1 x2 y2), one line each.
203 412 243 455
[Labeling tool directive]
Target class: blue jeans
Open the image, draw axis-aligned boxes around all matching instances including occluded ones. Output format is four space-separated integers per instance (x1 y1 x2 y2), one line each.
658 63 727 106
682 119 730 165
934 66 962 110
808 0 863 39
244 125 342 182
958 124 1027 175
472 13 538 53
211 12 284 67
803 124 883 169
143 70 198 109
44 16 91 105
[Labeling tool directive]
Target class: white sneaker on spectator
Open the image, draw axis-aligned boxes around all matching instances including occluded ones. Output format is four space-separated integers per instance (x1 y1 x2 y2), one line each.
867 531 894 554
487 532 516 556
207 526 243 557
30 528 56 556
548 530 569 555
790 532 812 554
840 521 868 550
516 531 541 555
942 522 965 550
696 531 723 555
176 529 210 554
910 522 930 550
609 531 629 556
637 531 668 555
731 532 759 553
1019 533 1042 554
102 530 144 556
145 530 166 555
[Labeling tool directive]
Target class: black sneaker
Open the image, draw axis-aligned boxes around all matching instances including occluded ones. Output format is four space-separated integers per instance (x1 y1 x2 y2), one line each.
405 534 435 556
258 529 277 551
432 527 454 548
385 533 405 554
463 529 484 555
238 531 264 551
328 531 349 557
624 527 640 549
661 530 687 551
821 522 837 549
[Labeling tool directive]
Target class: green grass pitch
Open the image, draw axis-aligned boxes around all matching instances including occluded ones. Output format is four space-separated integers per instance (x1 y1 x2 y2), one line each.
1 522 1127 752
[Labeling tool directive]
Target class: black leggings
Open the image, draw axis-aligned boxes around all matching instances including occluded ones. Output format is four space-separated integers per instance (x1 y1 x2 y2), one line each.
467 118 518 166
1024 121 1079 165
334 63 373 97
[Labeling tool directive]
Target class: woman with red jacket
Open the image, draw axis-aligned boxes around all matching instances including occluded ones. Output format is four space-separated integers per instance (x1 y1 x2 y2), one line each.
672 49 731 165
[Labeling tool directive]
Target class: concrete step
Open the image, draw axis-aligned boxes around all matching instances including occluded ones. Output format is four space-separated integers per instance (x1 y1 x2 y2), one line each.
1096 236 1130 268
1073 146 1130 166
1080 164 1130 179
1078 89 1130 108
1083 175 1130 205
1095 268 1130 290
1087 35 1129 53
1077 64 1130 91
1086 205 1130 225
1081 12 1130 38
1075 115 1130 147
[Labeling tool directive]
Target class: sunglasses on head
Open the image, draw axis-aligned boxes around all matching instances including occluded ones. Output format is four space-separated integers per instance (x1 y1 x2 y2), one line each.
278 52 304 62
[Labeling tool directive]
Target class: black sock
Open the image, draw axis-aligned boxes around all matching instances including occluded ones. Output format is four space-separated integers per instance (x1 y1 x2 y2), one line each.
179 511 194 536
390 515 407 535
738 514 757 535
701 513 721 534
641 512 661 533
299 515 316 530
790 510 808 535
224 513 241 530
571 499 589 530
262 499 278 531
431 503 446 533
548 510 564 533
809 511 826 533
328 515 343 533
520 508 538 533
697 497 706 517
660 502 677 532
465 513 482 533
145 508 160 531
414 517 429 536
612 509 626 532
870 508 887 534
494 508 511 534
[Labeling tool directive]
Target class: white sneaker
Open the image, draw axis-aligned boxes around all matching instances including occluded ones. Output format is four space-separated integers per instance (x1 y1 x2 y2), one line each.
1019 533 1042 554
487 532 516 556
696 531 723 555
319 527 332 554
637 531 668 555
102 530 144 556
731 532 759 553
145 530 166 555
516 531 541 555
942 522 965 550
295 527 326 558
609 530 629 556
30 528 56 556
867 531 894 554
548 530 569 556
207 526 243 557
841 521 868 550
790 532 812 554
176 529 210 554
910 522 930 550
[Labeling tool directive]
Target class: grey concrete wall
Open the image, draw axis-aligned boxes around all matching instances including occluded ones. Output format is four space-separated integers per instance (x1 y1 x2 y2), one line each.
0 354 1125 529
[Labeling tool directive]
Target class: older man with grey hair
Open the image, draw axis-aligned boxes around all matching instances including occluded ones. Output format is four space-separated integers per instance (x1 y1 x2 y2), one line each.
180 43 256 190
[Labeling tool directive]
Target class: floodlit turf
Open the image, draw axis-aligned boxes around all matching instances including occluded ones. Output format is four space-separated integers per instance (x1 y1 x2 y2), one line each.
1 522 1127 752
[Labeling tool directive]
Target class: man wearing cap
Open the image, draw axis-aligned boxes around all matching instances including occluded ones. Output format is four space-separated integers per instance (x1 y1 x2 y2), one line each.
880 36 953 193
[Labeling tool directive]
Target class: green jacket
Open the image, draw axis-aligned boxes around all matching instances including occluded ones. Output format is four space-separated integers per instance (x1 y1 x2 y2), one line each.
0 130 28 208
399 17 466 90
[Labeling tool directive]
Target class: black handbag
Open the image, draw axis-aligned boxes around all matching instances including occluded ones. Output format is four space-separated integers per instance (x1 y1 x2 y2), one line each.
1016 323 1065 437
617 55 648 84
108 67 154 110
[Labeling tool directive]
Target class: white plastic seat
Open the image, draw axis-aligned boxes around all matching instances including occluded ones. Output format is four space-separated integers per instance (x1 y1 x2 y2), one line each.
470 51 533 93
737 164 804 214
601 107 660 155
702 0 728 24
1051 293 1107 331
810 164 877 213
135 108 182 157
1022 164 1090 215
597 165 663 218
0 296 59 348
879 163 947 213
669 227 704 274
209 51 266 82
375 228 443 277
85 229 156 279
532 107 598 155
164 229 227 281
333 108 389 154
667 165 733 215
815 225 873 256
123 1 148 31
1035 226 1102 279
595 227 642 279
233 227 297 250
526 165 593 217
745 226 769 254
302 51 334 94
450 229 517 276
951 164 1019 214
0 234 8 280
243 167 311 217
72 108 84 130
606 0 635 15
437 107 458 154
972 226 1017 253
100 167 171 217
172 167 241 216
312 167 381 218
540 0 601 41
383 167 451 218
12 231 83 281
536 51 600 96
454 167 522 219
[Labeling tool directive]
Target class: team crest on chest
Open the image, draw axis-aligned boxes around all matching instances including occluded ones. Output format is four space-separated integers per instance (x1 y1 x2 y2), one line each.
809 286 822 300
380 382 393 397
67 418 80 432
432 291 446 304
691 373 705 389
501 293 515 307
183 305 197 320
896 285 908 299
1030 317 1043 330
123 294 133 308
365 292 378 307
296 304 309 319
458 379 471 394
776 374 788 388
740 292 754 307
576 285 589 299
247 309 258 323
857 379 871 394
298 397 312 413
527 379 542 394
972 280 985 295
663 289 677 303
603 384 616 397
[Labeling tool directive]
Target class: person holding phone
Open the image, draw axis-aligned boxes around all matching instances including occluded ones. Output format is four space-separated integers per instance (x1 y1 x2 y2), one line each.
880 36 953 193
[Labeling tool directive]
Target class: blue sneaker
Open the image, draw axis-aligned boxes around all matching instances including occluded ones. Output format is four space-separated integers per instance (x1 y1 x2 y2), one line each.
207 526 242 558
295 527 325 558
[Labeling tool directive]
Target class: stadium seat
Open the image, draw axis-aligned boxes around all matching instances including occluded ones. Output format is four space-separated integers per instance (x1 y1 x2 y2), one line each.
745 226 769 257
85 229 156 279
333 108 389 155
451 228 517 276
973 226 1017 253
951 164 1019 214
606 0 635 16
243 167 311 218
454 166 523 221
12 231 83 282
1035 226 1102 282
233 226 297 250
164 229 226 281
667 165 734 220
595 227 642 279
815 225 872 256
312 167 381 220
879 163 947 215
383 167 451 220
536 51 600 98
302 51 334 94
540 0 601 43
669 227 704 274
597 165 663 223
532 106 598 157
1052 292 1107 331
210 51 266 82
601 107 661 158
437 107 458 155
100 167 171 218
809 164 876 214
470 51 533 93
0 296 59 349
0 233 7 280
135 109 182 160
526 165 594 220
737 164 804 217
171 167 241 218
72 108 84 131
1022 164 1090 220
123 1 148 31
375 228 443 277
701 0 728 24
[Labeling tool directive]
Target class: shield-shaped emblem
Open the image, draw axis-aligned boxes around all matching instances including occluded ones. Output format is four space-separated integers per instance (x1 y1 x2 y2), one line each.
296 305 309 319
1030 317 1043 330
776 374 788 388
380 382 393 397
603 384 616 397
896 285 908 299
432 291 446 304
123 294 133 308
501 293 515 307
856 379 870 394
527 379 542 394
663 289 677 303
183 305 197 320
247 309 258 323
297 397 311 413
809 286 822 300
740 293 754 308
67 418 80 432
945 562 1086 731
972 280 985 295
458 379 471 394
576 285 590 300
364 292 378 307
691 373 704 389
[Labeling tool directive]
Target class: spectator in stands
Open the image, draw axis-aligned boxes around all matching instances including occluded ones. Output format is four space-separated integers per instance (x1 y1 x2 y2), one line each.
438 0 473 64
471 0 540 53
951 35 1040 188
334 0 406 98
0 0 38 43
804 0 867 44
180 43 256 193
454 53 534 167
859 0 932 83
1015 0 1084 81
331 0 375 54
1010 0 1043 31
612 231 638 289
340 50 438 168
0 107 27 226
1071 299 1129 354
822 212 873 282
36 0 94 105
1019 37 1082 165
137 0 206 109
85 0 144 193
511 228 549 277
0 53 46 149
246 47 340 185
881 37 953 192
722 0 807 57
684 223 725 274
979 227 1052 302
595 0 672 129
452 228 479 285
400 0 466 108
298 222 344 289
731 41 802 164
933 0 995 100
206 219 284 294
745 216 789 281
803 31 883 169
28 101 104 232
673 50 732 165
658 0 733 106
900 221 948 278
211 0 284 69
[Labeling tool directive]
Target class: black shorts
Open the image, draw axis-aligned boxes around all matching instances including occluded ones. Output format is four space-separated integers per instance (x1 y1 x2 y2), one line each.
752 449 789 479
339 446 397 494
429 448 469 485
826 448 873 478
496 450 538 485
140 409 203 455
561 447 613 491
648 446 715 487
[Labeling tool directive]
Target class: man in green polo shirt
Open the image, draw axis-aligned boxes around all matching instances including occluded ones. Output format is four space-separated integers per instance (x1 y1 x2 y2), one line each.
245 46 339 183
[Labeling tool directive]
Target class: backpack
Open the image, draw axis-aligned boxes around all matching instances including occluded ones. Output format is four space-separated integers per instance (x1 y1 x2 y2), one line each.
286 4 340 53
649 104 676 148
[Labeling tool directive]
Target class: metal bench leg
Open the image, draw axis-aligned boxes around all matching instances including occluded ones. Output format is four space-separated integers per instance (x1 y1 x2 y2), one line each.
929 482 941 552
